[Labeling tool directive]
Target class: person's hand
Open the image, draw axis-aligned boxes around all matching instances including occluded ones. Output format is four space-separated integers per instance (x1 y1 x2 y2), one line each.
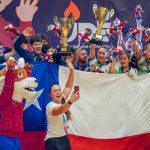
69 91 80 104
65 57 74 71
113 29 122 36
16 0 38 22
23 27 33 37
48 47 55 54
11 48 16 55
127 72 134 79
0 0 12 12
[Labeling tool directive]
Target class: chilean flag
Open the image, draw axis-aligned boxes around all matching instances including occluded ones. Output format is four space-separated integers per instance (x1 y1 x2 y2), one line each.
21 62 150 150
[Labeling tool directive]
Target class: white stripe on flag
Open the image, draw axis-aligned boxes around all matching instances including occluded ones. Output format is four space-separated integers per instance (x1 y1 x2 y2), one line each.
59 66 150 139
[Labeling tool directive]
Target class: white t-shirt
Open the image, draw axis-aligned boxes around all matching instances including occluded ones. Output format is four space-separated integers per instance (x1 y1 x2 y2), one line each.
45 101 67 140
90 58 110 73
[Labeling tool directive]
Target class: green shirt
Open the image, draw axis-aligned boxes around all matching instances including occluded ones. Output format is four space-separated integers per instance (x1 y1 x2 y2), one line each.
138 56 150 74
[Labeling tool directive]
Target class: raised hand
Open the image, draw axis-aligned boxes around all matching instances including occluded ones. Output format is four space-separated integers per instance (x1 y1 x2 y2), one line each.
65 57 74 71
69 91 80 104
23 27 33 37
0 0 12 12
16 0 38 21
113 29 122 36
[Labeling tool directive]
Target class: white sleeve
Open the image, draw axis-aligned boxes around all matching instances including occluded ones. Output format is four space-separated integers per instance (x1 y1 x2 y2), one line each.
89 57 97 66
46 102 58 115
138 56 145 65
129 68 138 76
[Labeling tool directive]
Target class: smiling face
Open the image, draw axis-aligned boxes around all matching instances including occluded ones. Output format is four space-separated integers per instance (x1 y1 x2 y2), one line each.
126 40 133 50
32 41 42 55
0 75 38 102
50 85 62 104
13 77 38 101
98 48 107 64
79 50 88 64
13 66 38 101
119 54 130 68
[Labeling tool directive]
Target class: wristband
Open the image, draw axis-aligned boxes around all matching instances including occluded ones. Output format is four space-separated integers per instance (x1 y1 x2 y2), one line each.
68 101 72 105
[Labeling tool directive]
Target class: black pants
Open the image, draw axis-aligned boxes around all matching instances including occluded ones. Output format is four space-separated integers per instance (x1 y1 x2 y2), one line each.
45 135 71 150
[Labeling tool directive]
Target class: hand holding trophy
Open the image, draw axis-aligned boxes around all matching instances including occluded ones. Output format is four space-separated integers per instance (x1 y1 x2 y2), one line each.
54 15 74 56
90 4 114 45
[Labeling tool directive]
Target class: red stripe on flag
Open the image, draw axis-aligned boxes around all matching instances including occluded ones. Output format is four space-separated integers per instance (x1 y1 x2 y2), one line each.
20 131 46 150
69 133 150 150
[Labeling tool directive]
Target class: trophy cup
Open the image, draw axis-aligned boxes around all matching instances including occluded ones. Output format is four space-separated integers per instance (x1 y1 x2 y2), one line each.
90 4 114 45
54 15 74 56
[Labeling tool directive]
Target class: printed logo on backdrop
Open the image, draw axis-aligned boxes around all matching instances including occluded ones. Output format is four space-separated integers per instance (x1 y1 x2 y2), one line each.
46 0 111 48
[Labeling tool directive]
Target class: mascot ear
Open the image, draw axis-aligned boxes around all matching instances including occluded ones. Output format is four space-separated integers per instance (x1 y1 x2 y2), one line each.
18 58 25 68
24 64 33 76
0 57 16 76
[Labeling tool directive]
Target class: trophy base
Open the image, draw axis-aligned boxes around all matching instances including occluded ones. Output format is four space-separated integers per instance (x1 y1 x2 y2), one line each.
57 47 72 56
89 34 103 45
89 38 103 45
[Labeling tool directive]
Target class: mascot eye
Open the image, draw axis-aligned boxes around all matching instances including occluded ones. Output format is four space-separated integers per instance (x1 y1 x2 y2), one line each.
17 73 23 78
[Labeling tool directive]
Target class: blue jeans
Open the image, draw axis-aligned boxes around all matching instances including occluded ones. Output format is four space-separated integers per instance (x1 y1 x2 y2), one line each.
0 136 21 150
45 135 71 150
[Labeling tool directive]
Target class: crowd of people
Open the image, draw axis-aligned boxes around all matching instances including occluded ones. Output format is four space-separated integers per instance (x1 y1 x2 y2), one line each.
0 11 150 150
0 25 150 77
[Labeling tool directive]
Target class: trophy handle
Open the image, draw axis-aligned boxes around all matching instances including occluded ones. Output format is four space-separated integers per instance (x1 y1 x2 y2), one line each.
68 15 74 30
54 16 60 26
70 15 74 26
106 9 114 21
93 4 97 16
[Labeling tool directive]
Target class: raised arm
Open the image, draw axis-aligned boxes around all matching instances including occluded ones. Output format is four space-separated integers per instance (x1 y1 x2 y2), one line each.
52 91 80 116
13 27 33 61
72 47 82 66
4 48 16 61
89 44 96 60
62 58 74 100
117 31 123 47
109 58 117 74
133 39 142 60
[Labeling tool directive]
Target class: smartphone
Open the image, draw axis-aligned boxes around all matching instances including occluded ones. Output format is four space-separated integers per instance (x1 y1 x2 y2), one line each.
74 85 79 93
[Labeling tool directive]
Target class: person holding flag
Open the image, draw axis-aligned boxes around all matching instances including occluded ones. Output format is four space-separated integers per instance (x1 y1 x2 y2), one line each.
45 58 80 150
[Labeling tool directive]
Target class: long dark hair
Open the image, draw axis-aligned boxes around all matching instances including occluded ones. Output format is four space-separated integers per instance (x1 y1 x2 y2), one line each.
49 84 71 121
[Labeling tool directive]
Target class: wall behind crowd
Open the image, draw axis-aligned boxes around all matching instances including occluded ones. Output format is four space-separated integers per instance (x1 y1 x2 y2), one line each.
1 0 150 48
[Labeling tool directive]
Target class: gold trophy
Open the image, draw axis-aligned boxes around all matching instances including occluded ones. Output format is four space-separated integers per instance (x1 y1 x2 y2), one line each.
90 4 114 45
54 15 74 56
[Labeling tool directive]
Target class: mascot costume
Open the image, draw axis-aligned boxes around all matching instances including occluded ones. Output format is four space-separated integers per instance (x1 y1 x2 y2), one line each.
0 57 38 150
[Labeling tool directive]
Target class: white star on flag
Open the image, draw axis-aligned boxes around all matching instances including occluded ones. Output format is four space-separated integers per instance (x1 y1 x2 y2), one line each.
24 89 44 111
